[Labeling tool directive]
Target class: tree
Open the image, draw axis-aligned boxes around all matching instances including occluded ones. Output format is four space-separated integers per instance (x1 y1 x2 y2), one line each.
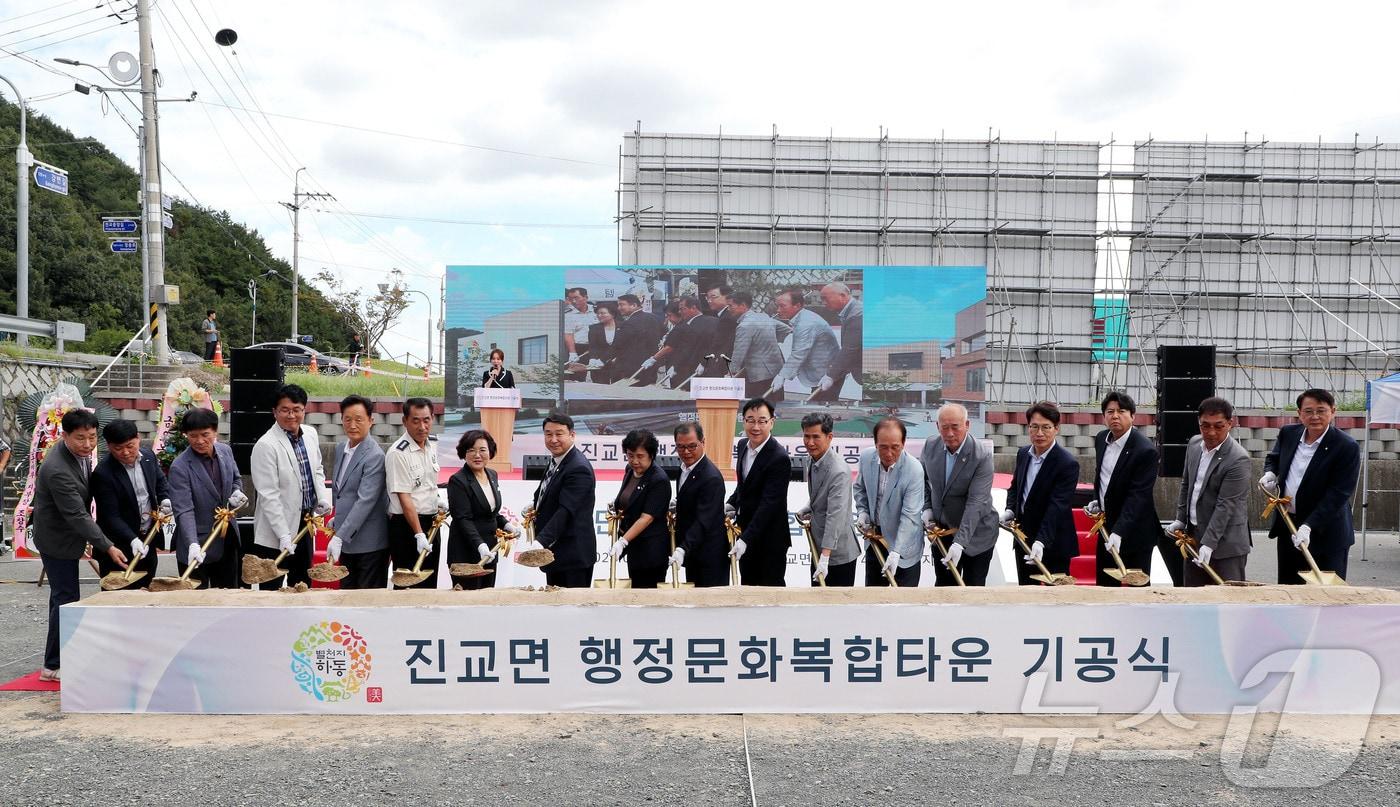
315 268 410 357
521 353 565 405
860 370 912 398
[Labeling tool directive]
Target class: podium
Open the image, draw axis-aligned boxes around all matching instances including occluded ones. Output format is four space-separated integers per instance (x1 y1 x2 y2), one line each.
473 388 522 473
690 378 745 481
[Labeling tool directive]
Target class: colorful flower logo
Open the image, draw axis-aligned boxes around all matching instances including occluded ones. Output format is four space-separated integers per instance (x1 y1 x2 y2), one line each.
291 620 372 702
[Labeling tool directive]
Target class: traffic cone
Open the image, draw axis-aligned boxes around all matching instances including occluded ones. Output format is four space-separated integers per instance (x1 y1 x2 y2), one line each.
362 356 371 378
212 341 224 368
423 364 430 381
309 352 318 374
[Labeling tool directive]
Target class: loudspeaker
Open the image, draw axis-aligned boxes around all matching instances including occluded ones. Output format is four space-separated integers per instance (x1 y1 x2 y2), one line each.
1159 378 1216 412
230 379 282 413
654 455 682 481
1158 412 1201 446
231 443 256 476
789 455 811 482
523 454 552 481
1157 345 1215 379
231 411 275 444
230 347 284 381
1160 444 1188 478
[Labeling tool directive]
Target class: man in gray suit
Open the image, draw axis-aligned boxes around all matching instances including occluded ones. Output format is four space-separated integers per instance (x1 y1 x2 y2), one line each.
32 409 128 681
727 291 791 400
796 413 859 586
168 408 247 589
329 394 390 589
768 289 839 400
854 417 927 586
920 403 999 586
1168 396 1252 586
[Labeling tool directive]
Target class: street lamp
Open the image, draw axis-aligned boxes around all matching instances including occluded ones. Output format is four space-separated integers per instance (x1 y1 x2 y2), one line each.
0 73 31 345
379 279 434 374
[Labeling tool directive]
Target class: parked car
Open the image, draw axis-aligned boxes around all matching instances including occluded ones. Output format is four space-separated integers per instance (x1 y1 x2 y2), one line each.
247 342 352 375
173 350 205 365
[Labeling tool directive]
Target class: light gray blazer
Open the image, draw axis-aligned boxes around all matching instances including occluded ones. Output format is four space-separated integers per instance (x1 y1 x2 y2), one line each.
780 307 840 386
331 437 390 554
730 309 789 381
853 448 926 568
1174 434 1252 559
251 423 331 550
920 435 999 556
805 447 860 565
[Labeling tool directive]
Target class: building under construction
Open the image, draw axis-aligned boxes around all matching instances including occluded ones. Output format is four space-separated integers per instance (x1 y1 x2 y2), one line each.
617 129 1400 409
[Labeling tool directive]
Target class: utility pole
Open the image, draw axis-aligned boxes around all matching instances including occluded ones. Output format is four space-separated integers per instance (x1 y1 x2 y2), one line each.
280 167 331 342
137 0 170 363
0 74 30 345
138 124 150 347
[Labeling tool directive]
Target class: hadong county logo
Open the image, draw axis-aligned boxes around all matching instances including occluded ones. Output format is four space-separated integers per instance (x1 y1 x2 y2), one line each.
291 620 372 702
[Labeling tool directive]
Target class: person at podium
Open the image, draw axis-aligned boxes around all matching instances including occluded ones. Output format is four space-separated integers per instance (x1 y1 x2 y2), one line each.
481 348 515 388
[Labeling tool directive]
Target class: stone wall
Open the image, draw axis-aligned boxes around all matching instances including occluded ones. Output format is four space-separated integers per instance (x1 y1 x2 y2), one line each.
0 356 96 446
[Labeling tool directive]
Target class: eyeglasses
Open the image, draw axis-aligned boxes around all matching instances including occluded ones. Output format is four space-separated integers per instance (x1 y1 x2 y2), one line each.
464 447 491 455
1198 420 1231 431
675 442 702 452
275 406 305 416
1027 423 1056 433
743 418 772 426
1299 408 1332 417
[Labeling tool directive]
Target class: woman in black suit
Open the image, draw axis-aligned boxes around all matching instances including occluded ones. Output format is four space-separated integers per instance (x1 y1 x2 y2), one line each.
447 429 514 590
584 301 620 384
481 348 515 388
606 429 673 588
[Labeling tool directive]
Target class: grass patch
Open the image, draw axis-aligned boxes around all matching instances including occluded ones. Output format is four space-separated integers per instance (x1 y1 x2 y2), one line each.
285 368 443 399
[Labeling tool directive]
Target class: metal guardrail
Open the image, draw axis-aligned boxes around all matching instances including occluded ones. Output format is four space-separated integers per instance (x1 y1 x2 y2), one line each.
0 313 85 352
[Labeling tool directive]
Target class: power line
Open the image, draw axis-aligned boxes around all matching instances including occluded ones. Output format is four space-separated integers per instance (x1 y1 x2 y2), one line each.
0 0 91 29
322 209 613 229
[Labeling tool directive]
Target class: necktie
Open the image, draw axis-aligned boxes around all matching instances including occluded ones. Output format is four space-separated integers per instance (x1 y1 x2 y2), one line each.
536 458 558 504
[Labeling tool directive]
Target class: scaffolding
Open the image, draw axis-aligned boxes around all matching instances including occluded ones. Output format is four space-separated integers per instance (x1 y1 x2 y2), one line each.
619 128 1400 408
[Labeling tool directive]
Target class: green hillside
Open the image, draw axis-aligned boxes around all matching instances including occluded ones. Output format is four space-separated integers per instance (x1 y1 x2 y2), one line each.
0 98 352 357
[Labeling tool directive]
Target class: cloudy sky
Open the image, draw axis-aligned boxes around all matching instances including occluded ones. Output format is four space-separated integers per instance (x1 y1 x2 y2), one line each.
1 0 1397 360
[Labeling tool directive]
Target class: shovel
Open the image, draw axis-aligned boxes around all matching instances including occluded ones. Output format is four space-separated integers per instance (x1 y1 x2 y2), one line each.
1003 520 1076 585
450 531 513 578
149 504 242 592
241 514 319 586
1259 485 1346 586
661 508 694 589
99 511 172 591
594 507 631 589
1170 529 1264 587
795 513 827 587
514 523 554 568
724 516 743 586
1086 512 1148 586
391 511 450 588
859 527 901 587
307 521 350 584
925 524 965 587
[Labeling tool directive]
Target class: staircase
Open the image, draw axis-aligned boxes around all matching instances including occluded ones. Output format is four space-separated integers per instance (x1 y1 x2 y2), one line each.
87 363 191 397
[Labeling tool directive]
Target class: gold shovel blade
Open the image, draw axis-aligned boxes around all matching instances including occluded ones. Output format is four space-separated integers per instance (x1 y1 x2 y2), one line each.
1103 568 1125 581
448 563 492 578
1298 569 1346 586
307 562 349 583
100 570 149 591
240 555 287 586
516 548 555 568
391 570 432 587
148 576 198 592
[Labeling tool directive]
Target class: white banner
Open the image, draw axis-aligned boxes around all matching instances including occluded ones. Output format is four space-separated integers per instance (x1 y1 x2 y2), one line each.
60 598 1400 714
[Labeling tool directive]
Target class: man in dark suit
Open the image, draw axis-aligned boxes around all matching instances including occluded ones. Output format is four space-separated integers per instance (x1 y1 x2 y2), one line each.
920 403 999 586
32 409 127 681
329 394 390 589
726 397 792 586
670 423 729 587
1087 391 1164 586
92 419 171 586
615 293 663 382
1003 401 1080 585
1261 388 1360 583
529 412 597 588
167 408 247 589
705 284 738 363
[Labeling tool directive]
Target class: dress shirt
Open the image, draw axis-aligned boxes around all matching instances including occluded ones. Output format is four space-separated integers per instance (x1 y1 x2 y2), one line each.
1283 426 1328 514
1022 444 1053 508
1189 442 1222 526
1099 427 1131 498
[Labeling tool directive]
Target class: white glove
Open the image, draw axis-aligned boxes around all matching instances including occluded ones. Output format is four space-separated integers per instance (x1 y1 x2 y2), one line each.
278 534 296 554
1107 533 1122 554
1023 540 1045 565
670 547 685 566
227 490 249 510
1292 524 1311 549
129 538 149 559
587 359 604 370
1084 500 1102 516
729 538 747 560
609 537 628 559
1195 544 1213 568
158 498 173 517
567 352 578 363
327 536 343 563
819 375 835 392
922 509 936 529
414 532 431 554
1001 508 1015 524
505 522 523 538
314 501 332 516
796 506 812 521
1260 471 1280 497
186 542 206 567
764 381 783 398
943 542 964 569
883 550 901 575
640 358 657 370
814 555 829 582
477 542 497 565
724 503 737 520
855 511 871 531
1166 520 1186 536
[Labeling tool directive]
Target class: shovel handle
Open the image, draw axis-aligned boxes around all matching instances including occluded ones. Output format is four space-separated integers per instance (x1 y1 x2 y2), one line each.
407 512 451 574
1172 530 1226 586
1007 522 1059 584
121 512 172 580
861 528 899 587
271 515 319 567
926 528 965 587
1298 542 1328 584
180 514 231 581
798 519 827 588
724 517 742 586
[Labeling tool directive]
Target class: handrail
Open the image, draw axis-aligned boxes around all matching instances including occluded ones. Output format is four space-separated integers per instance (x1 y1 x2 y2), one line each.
90 323 151 388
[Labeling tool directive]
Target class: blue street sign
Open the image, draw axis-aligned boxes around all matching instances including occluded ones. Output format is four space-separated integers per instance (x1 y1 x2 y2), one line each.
298 334 314 345
33 162 68 195
102 219 138 234
110 239 138 253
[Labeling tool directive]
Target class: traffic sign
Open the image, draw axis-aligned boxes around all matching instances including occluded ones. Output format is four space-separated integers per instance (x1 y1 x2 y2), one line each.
162 212 173 230
110 239 138 254
34 162 68 195
102 218 138 234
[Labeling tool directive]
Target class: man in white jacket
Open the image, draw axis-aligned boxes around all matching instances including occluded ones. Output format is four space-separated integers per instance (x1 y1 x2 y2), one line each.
250 383 330 588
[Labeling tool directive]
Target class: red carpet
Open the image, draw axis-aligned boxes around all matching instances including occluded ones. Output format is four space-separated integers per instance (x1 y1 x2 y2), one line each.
0 671 60 691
